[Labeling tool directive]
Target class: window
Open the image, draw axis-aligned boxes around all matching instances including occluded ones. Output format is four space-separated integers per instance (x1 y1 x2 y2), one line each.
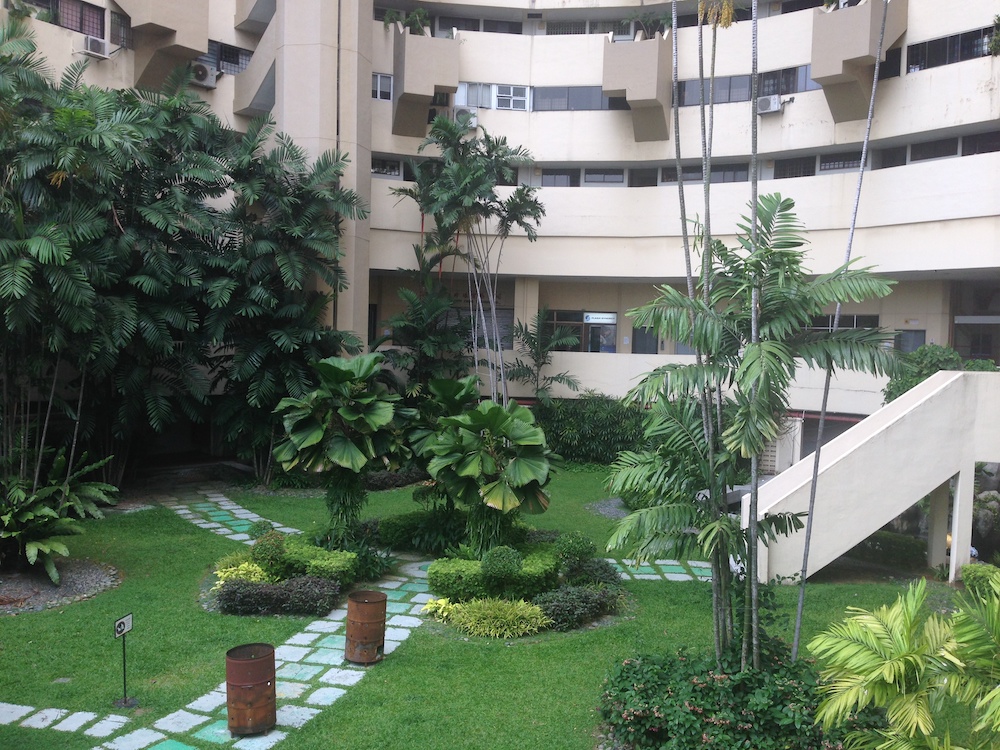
907 27 992 72
584 169 624 184
781 0 823 12
819 151 863 171
438 16 479 32
895 330 926 353
589 20 630 37
430 91 450 107
662 165 704 183
371 157 401 177
199 41 253 75
873 146 907 170
878 47 902 80
541 169 580 187
483 19 522 34
496 85 528 110
545 20 586 35
458 82 493 108
110 11 132 49
679 66 815 107
533 86 626 112
546 311 617 353
810 314 879 330
710 163 749 183
962 131 1000 156
58 0 104 37
909 137 958 162
372 73 392 100
774 156 816 179
628 168 658 187
631 327 659 354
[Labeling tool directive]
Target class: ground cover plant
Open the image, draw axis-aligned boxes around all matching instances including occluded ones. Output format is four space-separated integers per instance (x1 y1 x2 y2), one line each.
0 468 968 749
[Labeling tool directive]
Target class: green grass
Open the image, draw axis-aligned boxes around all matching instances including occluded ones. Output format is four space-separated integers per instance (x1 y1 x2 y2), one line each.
0 468 959 748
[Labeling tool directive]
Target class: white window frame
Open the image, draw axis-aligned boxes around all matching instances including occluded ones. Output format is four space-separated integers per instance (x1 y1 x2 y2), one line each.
456 82 493 109
495 84 528 111
372 73 392 101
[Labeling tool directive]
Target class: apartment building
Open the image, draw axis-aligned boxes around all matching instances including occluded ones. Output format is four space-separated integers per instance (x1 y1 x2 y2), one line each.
8 0 999 452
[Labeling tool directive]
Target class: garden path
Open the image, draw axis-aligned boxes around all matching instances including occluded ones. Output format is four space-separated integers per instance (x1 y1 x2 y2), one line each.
0 487 711 749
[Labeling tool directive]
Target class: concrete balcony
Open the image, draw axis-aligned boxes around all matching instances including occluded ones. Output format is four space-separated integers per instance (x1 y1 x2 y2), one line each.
602 32 672 142
390 25 459 138
115 0 209 88
234 15 276 117
235 0 275 35
811 0 908 122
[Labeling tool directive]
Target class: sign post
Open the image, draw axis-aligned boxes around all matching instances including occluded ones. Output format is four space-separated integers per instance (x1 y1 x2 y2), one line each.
113 614 137 708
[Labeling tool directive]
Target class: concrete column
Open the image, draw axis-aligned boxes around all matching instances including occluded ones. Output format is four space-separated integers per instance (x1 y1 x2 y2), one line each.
949 462 976 582
513 277 540 330
926 482 949 568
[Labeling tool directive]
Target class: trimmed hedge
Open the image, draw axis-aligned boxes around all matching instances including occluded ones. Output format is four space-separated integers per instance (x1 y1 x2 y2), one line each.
845 529 927 570
217 576 341 616
428 549 559 602
533 393 644 464
533 585 619 631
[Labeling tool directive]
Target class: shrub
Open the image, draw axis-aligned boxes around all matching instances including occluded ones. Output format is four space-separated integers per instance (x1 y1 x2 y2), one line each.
533 585 605 631
429 549 559 602
282 576 341 615
212 562 274 592
250 530 288 578
961 563 1000 599
377 508 468 555
214 550 252 572
845 529 927 570
599 639 884 750
282 535 326 576
450 598 551 639
343 539 394 581
421 597 459 623
554 531 596 571
247 519 275 540
480 545 523 594
533 393 644 464
525 529 561 544
305 552 357 585
564 557 622 588
217 576 342 616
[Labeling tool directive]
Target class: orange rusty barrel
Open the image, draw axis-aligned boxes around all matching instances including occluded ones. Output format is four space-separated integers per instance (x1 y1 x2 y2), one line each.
345 590 387 664
226 643 276 736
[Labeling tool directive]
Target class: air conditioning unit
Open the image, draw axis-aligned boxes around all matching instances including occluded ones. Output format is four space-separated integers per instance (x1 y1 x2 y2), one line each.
191 63 218 90
82 35 109 59
452 106 479 128
756 94 782 115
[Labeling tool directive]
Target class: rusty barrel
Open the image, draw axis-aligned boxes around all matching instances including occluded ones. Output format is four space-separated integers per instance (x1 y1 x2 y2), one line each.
345 590 387 664
226 643 276 736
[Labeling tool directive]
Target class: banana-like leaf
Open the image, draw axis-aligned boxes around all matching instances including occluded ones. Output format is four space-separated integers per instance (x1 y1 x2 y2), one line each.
481 479 521 513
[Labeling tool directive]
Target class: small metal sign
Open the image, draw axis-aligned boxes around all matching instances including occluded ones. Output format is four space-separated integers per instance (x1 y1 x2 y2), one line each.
114 613 133 639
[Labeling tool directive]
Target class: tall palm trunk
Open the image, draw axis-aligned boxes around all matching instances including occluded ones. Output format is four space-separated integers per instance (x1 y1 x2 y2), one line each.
791 0 892 661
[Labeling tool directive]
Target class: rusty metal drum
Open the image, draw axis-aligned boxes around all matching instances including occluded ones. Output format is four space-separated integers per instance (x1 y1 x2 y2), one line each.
345 590 387 664
226 643 276 736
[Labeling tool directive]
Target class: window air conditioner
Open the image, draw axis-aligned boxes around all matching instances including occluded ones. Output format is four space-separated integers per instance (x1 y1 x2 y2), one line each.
756 94 782 115
452 106 479 128
191 63 218 90
82 35 109 59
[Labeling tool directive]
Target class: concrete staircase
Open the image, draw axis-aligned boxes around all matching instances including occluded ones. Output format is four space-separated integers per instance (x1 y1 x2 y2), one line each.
744 371 1000 582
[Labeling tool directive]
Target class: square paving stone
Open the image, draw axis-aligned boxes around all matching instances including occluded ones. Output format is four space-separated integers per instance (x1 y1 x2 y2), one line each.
207 514 235 523
657 565 687 574
409 604 426 615
233 730 287 749
382 589 409 601
303 647 345 665
20 708 67 728
384 640 402 655
409 593 434 604
385 602 411 614
276 705 321 729
319 667 366 686
305 687 346 706
633 566 657 574
105 728 166 750
153 710 210 733
653 559 681 566
276 681 308 699
228 533 251 541
285 632 321 646
149 741 201 750
52 711 98 732
192 504 217 511
0 703 35 725
84 715 130 737
400 582 429 592
315 635 346 650
379 580 403 589
276 663 323 681
385 627 412 641
386 615 422 628
192 719 232 744
325 607 348 620
274 645 311 662
228 521 253 531
187 691 227 713
304 620 340 633
664 572 694 581
634 574 661 580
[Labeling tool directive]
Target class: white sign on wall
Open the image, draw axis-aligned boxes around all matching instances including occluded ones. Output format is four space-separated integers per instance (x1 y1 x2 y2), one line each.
583 312 617 324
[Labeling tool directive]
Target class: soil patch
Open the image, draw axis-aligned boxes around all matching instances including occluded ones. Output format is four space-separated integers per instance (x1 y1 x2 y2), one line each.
0 559 120 616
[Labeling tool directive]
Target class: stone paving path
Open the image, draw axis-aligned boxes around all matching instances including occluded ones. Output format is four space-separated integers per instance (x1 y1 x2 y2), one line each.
0 488 712 749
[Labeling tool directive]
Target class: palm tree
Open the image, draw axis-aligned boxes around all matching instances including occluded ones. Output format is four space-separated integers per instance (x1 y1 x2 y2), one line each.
506 306 580 405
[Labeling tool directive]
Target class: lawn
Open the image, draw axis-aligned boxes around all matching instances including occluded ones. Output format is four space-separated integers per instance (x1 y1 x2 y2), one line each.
0 467 951 749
